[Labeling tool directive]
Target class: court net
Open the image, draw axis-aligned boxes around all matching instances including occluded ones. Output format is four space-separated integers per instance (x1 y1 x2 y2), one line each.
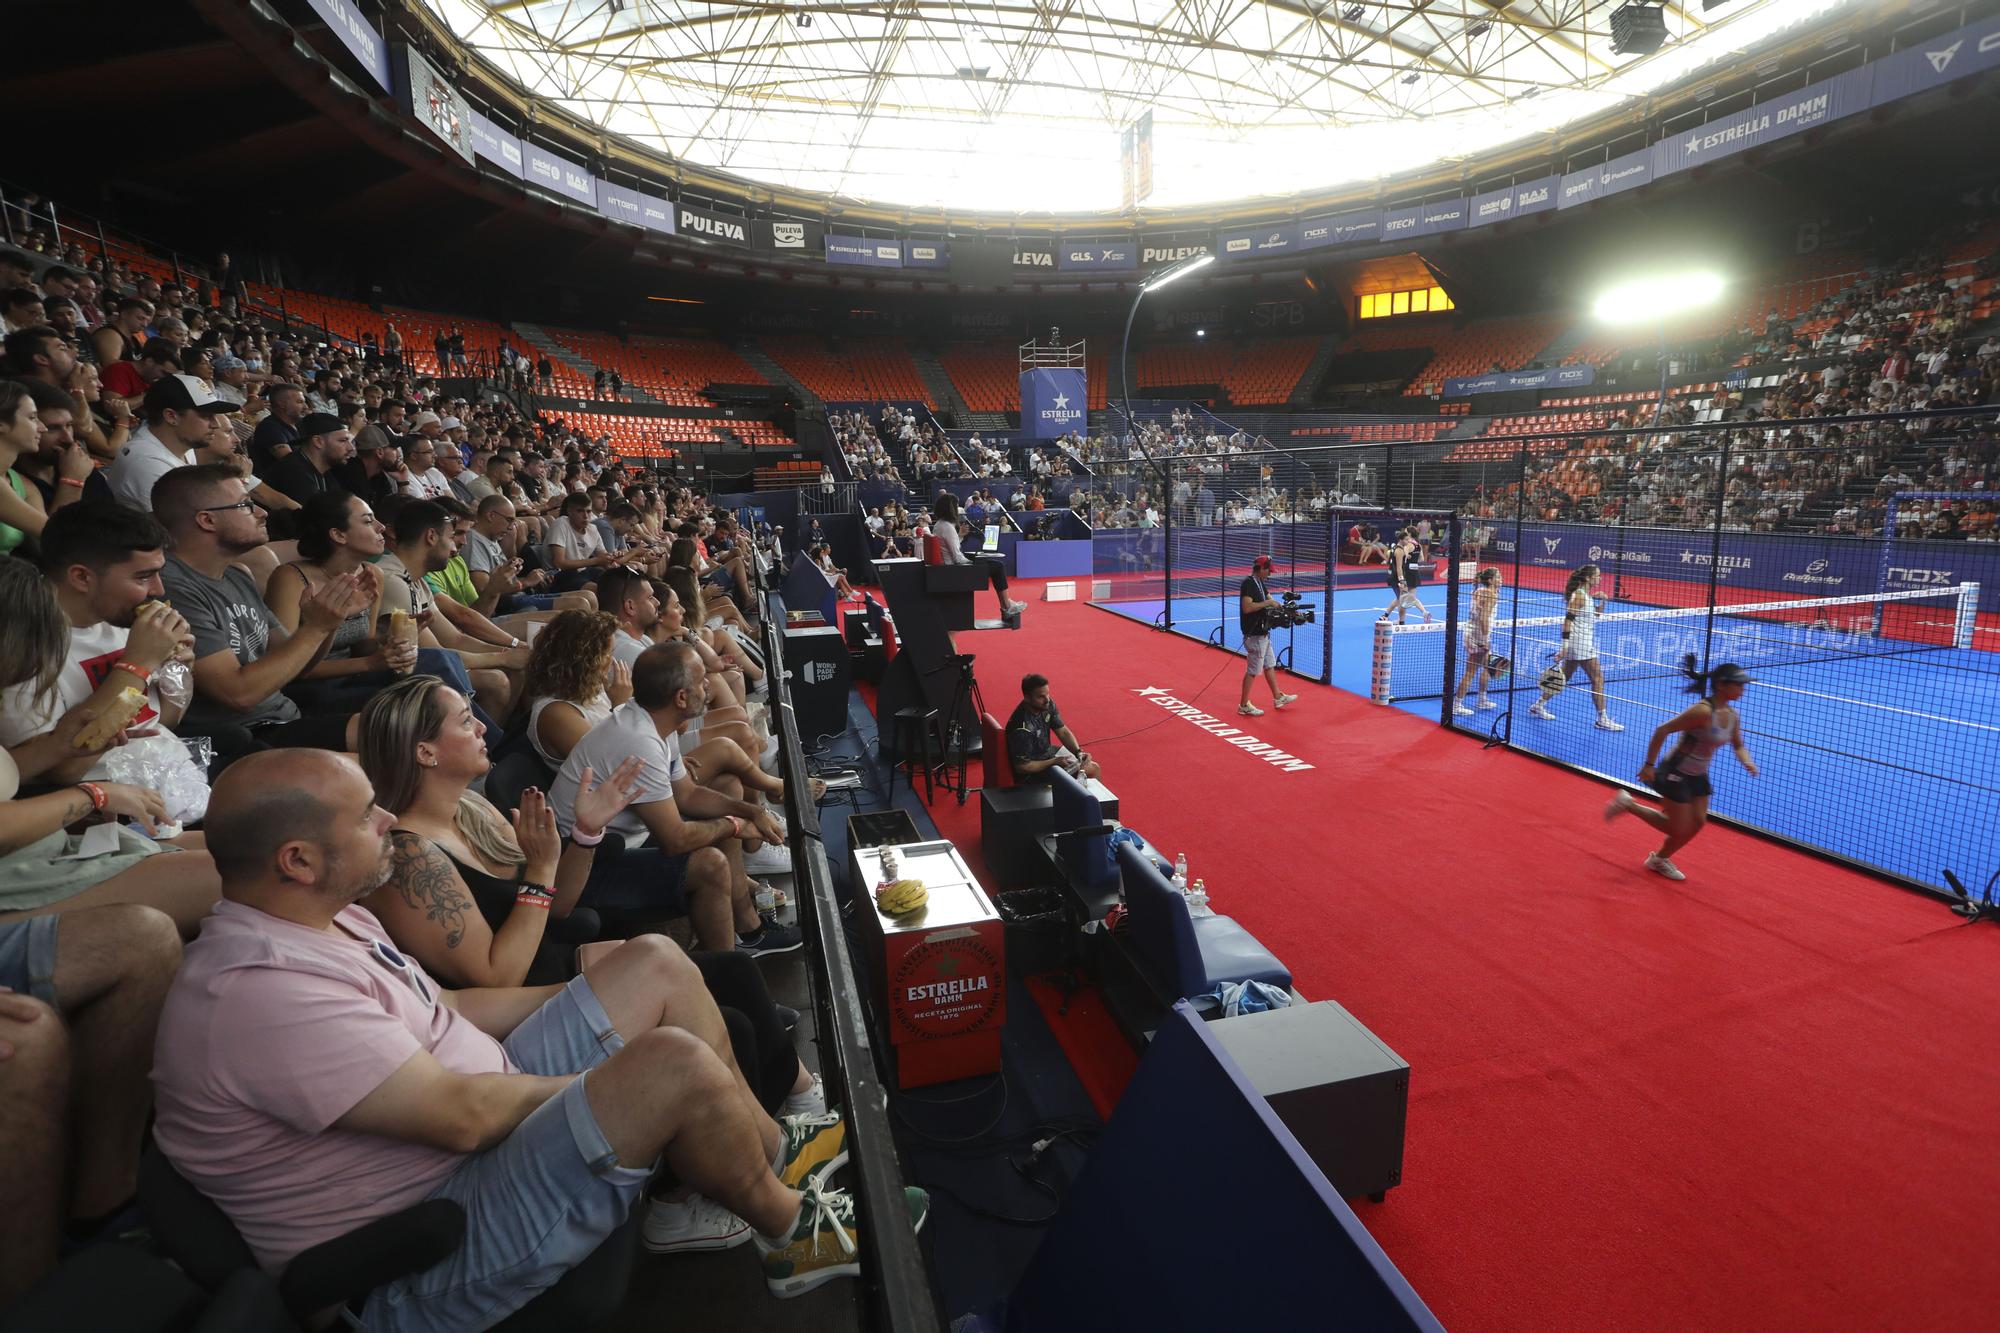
1373 583 1981 705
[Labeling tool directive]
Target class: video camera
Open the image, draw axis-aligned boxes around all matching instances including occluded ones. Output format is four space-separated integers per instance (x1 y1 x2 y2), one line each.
1265 592 1316 628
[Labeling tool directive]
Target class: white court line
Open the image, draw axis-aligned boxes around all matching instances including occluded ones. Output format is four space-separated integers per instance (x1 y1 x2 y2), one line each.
1746 680 2000 733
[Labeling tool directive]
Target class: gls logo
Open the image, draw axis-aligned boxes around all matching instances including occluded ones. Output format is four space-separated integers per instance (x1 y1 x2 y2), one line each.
1889 566 1955 585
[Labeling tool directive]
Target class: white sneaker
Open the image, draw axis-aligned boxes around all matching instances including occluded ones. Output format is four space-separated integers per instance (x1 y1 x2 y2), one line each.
1604 790 1636 822
1644 852 1686 882
744 841 793 874
1003 600 1027 616
1528 703 1555 720
643 1193 753 1253
1237 703 1264 717
1453 702 1475 716
1273 693 1297 710
1476 699 1497 710
781 1072 828 1119
1596 714 1626 732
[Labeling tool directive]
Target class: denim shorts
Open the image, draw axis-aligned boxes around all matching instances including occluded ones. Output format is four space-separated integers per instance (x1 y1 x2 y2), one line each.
0 916 59 1005
357 975 653 1333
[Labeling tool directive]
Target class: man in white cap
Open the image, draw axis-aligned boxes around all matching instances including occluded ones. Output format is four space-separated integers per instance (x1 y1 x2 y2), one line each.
107 374 236 509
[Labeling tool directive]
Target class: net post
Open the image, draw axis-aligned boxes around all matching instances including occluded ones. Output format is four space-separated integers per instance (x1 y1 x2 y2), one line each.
1699 433 1730 675
1440 513 1463 726
1371 618 1393 705
1874 492 1902 638
1957 582 1980 651
1321 507 1336 684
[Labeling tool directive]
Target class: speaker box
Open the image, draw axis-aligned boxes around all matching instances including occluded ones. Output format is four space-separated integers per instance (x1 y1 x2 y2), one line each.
1609 3 1667 55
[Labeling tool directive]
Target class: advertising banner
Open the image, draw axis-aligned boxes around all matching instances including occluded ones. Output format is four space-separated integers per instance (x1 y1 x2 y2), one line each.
826 234 903 268
1380 203 1424 241
522 142 597 207
755 217 820 252
1059 240 1139 272
1442 365 1596 397
1011 241 1056 271
1220 222 1300 259
1870 14 2000 105
904 240 951 269
1469 175 1557 227
395 46 473 165
1651 68 1874 176
677 202 752 247
305 0 391 89
1299 209 1381 249
1021 368 1087 439
635 190 675 235
596 180 645 229
1138 237 1212 267
1417 197 1469 235
1558 147 1654 209
468 107 524 178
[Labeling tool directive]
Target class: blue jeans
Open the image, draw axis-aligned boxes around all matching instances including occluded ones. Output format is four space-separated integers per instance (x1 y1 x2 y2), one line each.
357 975 652 1333
0 916 58 1005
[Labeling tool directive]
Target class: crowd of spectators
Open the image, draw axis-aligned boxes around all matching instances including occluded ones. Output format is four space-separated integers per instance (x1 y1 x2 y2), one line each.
0 225 900 1322
829 408 903 484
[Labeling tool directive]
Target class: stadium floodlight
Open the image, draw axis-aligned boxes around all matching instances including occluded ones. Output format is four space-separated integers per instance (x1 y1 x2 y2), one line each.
1142 252 1214 293
1590 271 1725 326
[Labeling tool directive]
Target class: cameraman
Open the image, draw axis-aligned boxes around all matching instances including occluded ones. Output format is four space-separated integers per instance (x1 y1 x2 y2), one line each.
1238 554 1298 718
1006 673 1100 784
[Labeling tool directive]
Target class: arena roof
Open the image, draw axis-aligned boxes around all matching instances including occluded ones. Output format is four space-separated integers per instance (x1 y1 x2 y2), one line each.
424 0 1858 212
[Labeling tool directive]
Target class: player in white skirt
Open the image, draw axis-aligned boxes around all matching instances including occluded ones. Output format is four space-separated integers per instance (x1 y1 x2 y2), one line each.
1528 563 1622 730
1452 567 1504 715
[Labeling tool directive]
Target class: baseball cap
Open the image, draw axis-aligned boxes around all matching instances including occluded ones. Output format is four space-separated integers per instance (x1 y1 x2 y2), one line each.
144 374 233 416
214 354 247 372
439 416 463 432
411 410 442 429
297 412 345 440
1708 663 1756 686
1252 554 1274 571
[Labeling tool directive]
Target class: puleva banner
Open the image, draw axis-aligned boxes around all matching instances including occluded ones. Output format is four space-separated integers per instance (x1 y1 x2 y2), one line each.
1021 368 1086 440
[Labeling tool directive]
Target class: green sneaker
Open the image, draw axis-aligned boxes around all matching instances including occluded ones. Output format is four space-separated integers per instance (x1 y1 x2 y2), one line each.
777 1110 848 1189
758 1175 930 1299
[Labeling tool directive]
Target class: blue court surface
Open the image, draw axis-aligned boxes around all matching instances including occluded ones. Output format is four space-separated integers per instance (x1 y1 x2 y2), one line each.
1096 584 2000 893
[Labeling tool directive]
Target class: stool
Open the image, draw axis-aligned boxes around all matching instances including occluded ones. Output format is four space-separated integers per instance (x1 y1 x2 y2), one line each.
891 706 939 804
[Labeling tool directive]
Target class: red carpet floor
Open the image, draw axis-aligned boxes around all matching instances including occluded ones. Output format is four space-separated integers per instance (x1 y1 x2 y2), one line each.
910 580 2000 1331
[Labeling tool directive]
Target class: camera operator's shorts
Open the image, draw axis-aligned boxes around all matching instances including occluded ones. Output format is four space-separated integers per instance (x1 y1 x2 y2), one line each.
1243 634 1273 673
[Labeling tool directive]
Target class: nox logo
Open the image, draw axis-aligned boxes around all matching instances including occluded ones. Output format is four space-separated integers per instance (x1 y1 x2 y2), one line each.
1013 251 1053 267
1889 566 1955 585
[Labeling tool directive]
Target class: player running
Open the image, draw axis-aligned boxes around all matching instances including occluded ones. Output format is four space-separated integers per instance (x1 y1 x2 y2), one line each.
1603 656 1759 881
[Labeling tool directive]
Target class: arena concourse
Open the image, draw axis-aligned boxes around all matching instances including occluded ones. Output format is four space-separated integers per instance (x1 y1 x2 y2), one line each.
3 0 2000 1328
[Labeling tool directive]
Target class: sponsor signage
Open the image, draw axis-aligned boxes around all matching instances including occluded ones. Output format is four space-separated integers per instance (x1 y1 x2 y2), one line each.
1559 149 1652 211
304 0 391 89
1380 203 1424 239
1651 68 1874 176
596 180 645 229
1299 209 1381 249
1442 365 1596 397
521 142 597 207
1469 175 1558 227
1139 239 1212 266
904 240 951 270
1132 687 1314 773
1058 241 1139 272
467 107 524 178
1417 198 1468 235
1021 367 1087 439
677 202 751 247
1870 15 2000 105
825 233 903 268
754 217 820 251
1011 242 1056 270
1219 223 1300 259
394 46 473 165
635 190 674 235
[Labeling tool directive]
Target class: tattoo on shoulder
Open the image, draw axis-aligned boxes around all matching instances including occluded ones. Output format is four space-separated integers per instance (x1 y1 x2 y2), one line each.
387 830 473 950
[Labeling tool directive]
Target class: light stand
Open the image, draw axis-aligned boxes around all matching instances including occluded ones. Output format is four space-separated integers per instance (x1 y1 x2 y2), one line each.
1119 252 1214 632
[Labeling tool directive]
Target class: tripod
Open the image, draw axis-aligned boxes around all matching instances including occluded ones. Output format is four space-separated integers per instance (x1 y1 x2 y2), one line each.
938 653 988 805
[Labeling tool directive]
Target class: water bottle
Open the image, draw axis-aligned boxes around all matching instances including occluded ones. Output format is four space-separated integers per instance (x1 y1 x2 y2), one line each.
1187 878 1213 917
1172 853 1188 890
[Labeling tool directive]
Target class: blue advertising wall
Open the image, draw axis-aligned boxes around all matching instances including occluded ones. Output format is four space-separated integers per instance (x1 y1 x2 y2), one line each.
1022 368 1088 440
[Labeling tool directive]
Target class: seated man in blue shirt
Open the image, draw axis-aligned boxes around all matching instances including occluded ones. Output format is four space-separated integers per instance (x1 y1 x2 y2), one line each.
1004 673 1100 785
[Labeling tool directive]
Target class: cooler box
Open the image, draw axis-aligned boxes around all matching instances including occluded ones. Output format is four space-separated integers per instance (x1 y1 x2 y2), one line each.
851 839 1007 1088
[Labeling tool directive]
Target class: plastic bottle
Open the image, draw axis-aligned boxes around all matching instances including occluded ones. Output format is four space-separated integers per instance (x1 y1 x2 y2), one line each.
1172 852 1189 889
1187 878 1213 917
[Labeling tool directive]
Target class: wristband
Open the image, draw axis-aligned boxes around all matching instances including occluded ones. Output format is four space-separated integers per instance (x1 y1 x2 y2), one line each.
727 815 745 839
75 782 107 813
112 659 153 685
568 824 605 847
515 890 554 910
58 476 86 489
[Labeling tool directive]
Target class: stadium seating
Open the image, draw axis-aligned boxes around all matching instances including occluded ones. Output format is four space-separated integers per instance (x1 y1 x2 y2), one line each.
762 336 931 405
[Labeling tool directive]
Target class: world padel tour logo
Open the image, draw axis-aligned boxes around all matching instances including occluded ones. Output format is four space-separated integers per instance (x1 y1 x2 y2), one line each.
1133 687 1314 772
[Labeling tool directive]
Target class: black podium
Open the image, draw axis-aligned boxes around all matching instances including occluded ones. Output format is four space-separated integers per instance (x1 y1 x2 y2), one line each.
874 558 987 763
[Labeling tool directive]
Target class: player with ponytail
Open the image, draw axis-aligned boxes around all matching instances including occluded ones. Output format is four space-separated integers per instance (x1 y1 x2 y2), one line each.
1603 654 1759 881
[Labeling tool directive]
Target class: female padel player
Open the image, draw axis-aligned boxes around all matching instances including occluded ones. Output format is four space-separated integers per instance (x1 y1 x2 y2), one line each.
1604 656 1759 881
1529 563 1622 730
1381 530 1433 625
1452 567 1504 715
